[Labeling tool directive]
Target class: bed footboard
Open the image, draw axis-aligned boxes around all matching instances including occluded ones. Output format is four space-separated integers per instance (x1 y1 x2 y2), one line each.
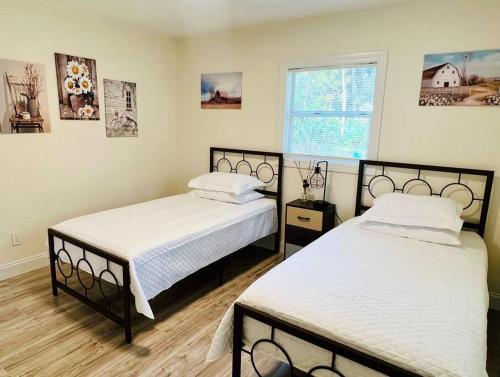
48 228 132 343
232 303 420 377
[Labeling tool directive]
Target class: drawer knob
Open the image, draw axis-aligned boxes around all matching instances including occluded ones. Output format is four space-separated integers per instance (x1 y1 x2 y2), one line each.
297 216 311 222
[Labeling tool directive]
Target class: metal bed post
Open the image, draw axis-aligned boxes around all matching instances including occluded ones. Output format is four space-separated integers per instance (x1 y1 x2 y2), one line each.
274 153 284 254
232 304 243 377
354 160 365 217
48 232 58 297
479 171 494 237
123 262 132 343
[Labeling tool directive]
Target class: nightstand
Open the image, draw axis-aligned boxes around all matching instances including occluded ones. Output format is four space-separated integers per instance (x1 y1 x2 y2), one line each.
284 199 336 259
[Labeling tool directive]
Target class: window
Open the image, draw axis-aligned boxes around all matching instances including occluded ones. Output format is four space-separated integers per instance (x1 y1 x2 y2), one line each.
281 52 386 160
126 90 132 111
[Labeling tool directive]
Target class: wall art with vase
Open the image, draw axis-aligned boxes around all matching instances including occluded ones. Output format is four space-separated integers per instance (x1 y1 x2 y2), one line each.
0 58 51 134
55 53 99 120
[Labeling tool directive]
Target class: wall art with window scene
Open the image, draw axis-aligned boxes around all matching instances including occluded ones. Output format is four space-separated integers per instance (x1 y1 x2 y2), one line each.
55 53 99 120
0 58 51 134
419 49 500 106
104 79 137 137
285 65 376 159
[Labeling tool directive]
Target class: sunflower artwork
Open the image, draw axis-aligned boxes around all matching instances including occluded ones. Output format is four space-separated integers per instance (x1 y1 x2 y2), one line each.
55 53 99 120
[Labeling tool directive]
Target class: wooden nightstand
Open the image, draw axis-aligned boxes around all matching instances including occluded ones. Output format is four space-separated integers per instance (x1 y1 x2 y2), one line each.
284 199 336 259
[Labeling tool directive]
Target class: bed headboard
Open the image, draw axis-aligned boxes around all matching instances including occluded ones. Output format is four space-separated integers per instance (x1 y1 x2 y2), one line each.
355 160 494 236
210 147 284 246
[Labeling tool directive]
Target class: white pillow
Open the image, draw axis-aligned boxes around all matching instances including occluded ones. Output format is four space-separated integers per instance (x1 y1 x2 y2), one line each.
357 193 464 233
189 189 264 204
188 172 265 195
359 221 462 246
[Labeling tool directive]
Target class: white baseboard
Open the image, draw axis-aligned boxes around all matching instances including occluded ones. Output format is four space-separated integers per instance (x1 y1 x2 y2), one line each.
0 252 48 281
490 292 500 311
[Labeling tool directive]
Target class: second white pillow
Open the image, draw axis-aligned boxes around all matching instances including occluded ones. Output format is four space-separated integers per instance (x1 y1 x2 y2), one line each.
357 193 464 233
189 189 264 204
359 221 462 246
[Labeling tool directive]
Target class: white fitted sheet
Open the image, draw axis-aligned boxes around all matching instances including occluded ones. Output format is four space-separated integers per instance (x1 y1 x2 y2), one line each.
207 219 488 377
52 194 277 319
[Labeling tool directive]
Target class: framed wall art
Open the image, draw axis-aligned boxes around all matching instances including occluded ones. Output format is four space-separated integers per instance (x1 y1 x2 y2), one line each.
55 53 99 119
0 58 51 134
104 79 137 137
419 49 500 106
201 72 242 109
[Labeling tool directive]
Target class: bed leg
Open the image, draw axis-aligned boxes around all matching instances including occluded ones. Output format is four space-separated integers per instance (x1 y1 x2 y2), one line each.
232 304 243 377
273 232 281 254
216 258 225 286
123 263 132 343
124 321 132 344
48 232 58 297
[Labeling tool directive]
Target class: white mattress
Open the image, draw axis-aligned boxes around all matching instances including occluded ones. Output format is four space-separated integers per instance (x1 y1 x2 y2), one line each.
52 194 277 319
207 219 489 377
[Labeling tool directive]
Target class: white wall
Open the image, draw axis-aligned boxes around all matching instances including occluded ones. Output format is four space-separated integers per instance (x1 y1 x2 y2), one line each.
2 0 500 304
175 0 500 295
0 1 177 276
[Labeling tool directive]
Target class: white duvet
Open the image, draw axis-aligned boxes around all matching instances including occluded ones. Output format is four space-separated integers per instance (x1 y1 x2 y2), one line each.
207 219 488 377
52 194 277 319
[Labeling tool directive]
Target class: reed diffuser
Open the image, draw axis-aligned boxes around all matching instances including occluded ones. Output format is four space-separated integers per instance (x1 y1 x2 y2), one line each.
293 160 315 201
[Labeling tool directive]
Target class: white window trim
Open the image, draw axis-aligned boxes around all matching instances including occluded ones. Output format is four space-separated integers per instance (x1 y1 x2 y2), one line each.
275 51 388 173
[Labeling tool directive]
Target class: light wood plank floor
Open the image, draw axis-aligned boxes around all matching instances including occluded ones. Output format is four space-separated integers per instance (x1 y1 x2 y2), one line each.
1 249 499 377
0 248 282 377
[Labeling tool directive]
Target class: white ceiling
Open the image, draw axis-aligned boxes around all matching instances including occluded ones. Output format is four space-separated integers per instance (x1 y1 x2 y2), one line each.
44 0 410 38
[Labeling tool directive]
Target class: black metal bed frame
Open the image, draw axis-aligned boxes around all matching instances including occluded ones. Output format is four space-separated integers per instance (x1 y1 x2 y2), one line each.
49 147 283 343
232 160 494 377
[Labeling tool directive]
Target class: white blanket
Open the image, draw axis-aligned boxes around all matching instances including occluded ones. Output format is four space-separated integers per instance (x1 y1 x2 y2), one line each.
207 219 488 377
52 194 277 319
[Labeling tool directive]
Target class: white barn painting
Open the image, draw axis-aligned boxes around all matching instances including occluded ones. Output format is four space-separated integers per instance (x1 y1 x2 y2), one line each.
421 63 461 88
419 49 500 106
104 79 137 137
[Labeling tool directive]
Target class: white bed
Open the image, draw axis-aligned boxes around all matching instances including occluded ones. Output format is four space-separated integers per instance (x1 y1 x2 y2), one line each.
52 193 277 319
207 218 489 377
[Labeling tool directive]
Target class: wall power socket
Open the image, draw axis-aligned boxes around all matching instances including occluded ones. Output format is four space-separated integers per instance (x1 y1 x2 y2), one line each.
11 232 21 246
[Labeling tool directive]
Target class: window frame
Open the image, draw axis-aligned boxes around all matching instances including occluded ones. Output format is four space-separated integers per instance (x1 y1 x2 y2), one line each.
277 52 387 163
125 90 132 111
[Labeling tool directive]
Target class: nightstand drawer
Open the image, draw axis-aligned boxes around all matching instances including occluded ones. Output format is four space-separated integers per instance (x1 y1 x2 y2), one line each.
286 206 323 231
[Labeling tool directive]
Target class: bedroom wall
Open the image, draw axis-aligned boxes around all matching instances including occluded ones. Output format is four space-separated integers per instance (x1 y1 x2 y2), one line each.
0 1 177 277
175 0 500 305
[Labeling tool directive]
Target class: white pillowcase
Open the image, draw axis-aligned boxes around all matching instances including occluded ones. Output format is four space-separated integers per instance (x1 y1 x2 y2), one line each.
359 221 462 246
189 189 264 204
357 193 464 233
188 172 265 195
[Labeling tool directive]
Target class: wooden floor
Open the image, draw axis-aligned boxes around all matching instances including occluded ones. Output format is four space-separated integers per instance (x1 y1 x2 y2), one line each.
0 249 499 377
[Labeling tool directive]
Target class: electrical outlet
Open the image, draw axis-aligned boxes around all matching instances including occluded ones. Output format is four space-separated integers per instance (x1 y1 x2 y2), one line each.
10 232 21 246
